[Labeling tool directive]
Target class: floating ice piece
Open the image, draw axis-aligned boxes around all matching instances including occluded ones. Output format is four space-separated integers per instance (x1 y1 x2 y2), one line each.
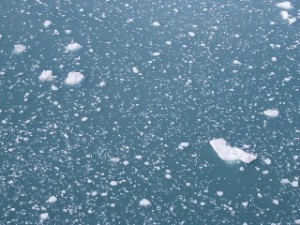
295 219 300 224
280 11 297 24
178 142 190 150
210 138 257 163
66 42 82 52
151 52 161 57
13 44 27 54
263 109 279 118
276 1 293 10
233 59 241 65
110 181 118 186
217 191 224 196
47 196 57 204
151 21 160 27
132 66 139 74
43 20 52 28
39 70 56 81
40 213 49 221
188 32 195 37
139 198 151 207
65 72 85 85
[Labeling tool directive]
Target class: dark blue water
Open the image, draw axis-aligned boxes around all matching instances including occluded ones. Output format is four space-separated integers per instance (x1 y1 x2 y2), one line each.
0 0 299 224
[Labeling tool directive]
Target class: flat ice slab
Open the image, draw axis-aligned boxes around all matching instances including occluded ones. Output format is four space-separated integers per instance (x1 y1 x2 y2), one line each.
65 72 85 85
210 138 257 163
13 44 27 54
263 109 279 118
276 1 293 10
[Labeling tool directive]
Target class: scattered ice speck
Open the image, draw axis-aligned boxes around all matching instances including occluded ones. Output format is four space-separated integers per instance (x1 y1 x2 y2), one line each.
65 30 72 34
210 138 257 163
110 181 118 186
178 142 189 150
65 72 85 85
151 52 161 57
242 201 248 207
40 213 49 221
139 198 151 207
135 155 142 160
110 157 120 163
43 20 52 28
66 42 82 52
166 41 172 45
101 192 108 197
233 59 241 65
262 170 269 175
151 21 160 27
39 70 56 82
165 174 172 179
239 167 245 171
13 44 27 54
263 109 279 118
276 1 293 10
132 66 139 74
217 191 224 197
99 81 106 87
272 199 279 205
123 160 129 166
263 158 272 165
47 196 57 204
291 181 298 188
51 85 59 91
188 31 195 37
81 117 88 122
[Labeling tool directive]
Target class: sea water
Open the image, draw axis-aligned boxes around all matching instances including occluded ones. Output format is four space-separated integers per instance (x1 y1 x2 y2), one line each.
0 0 299 224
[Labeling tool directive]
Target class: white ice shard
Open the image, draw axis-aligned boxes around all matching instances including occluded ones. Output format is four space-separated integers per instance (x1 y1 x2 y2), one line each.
65 72 84 85
210 138 257 163
178 142 190 150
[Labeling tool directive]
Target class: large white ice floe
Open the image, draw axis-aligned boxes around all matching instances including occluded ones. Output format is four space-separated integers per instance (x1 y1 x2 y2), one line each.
65 72 85 85
210 138 257 163
39 70 56 81
65 42 82 52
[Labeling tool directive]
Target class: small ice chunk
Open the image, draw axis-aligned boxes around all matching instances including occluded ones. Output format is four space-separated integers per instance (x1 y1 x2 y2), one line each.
280 178 290 184
40 213 49 221
295 219 300 224
51 85 59 91
47 196 57 204
99 81 106 87
291 180 299 188
263 158 272 165
139 198 151 207
65 72 85 85
151 21 160 27
43 20 52 28
81 117 88 122
178 142 189 150
39 70 56 82
276 1 293 10
151 52 161 57
165 174 172 179
271 57 277 62
13 44 27 54
166 41 172 45
263 109 279 118
272 199 279 205
217 191 223 196
188 32 195 37
110 157 120 163
132 66 139 74
110 181 118 186
280 11 297 24
210 138 257 163
233 59 241 65
66 42 82 52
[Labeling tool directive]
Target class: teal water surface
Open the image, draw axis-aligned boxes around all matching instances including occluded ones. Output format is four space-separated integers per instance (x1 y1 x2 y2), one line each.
0 0 299 224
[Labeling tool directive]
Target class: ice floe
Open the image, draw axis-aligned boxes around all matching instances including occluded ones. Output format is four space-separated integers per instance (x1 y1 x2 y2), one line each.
64 72 85 85
39 70 56 82
263 109 279 118
276 1 293 10
47 196 57 204
210 138 257 163
178 142 189 150
43 20 52 28
13 44 27 54
139 198 151 207
66 42 82 52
